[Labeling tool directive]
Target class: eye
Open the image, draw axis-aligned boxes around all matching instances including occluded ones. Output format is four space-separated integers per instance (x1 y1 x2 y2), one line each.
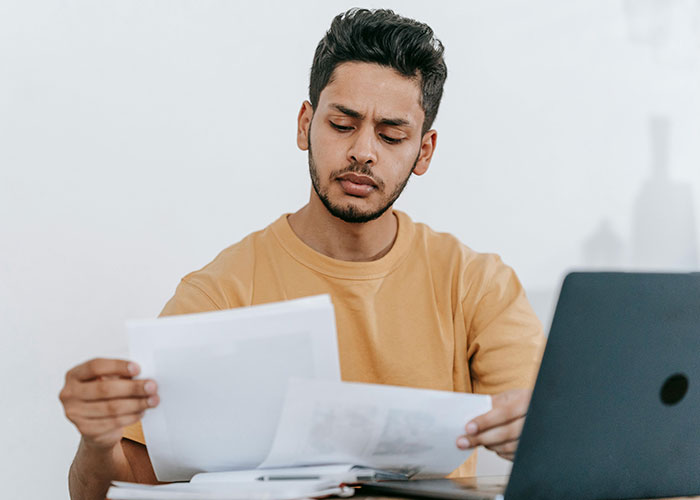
380 134 403 145
330 121 353 132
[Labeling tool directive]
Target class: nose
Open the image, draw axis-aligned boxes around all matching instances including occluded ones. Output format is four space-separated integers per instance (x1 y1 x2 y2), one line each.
347 125 377 166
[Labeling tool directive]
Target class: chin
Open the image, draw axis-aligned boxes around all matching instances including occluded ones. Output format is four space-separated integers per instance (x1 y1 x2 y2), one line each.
325 200 390 224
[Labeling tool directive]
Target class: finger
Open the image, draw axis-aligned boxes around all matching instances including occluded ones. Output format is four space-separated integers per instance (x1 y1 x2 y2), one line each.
68 358 140 382
77 396 159 418
465 389 529 435
465 406 513 436
468 417 525 448
77 411 146 438
80 379 157 401
487 439 519 456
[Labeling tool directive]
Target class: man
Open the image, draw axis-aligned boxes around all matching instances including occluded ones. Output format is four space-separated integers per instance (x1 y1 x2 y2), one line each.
59 9 544 500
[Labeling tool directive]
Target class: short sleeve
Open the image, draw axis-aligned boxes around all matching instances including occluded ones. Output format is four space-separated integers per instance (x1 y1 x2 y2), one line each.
159 278 224 316
465 256 545 394
123 420 146 445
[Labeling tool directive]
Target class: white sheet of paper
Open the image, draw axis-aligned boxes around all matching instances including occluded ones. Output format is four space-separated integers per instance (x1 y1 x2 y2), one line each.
127 295 341 481
259 379 492 476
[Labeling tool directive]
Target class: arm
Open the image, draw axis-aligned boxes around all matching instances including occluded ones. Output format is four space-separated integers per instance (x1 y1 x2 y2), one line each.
68 437 134 500
456 256 545 460
60 358 160 499
68 439 159 499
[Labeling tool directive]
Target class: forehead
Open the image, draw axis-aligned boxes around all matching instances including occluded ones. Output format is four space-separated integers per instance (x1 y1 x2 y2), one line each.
318 62 424 124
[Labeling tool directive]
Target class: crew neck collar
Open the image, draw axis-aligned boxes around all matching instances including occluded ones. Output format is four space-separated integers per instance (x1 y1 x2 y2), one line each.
270 210 415 280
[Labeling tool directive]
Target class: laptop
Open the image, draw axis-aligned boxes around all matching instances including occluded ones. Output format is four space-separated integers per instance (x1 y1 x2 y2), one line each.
362 272 700 500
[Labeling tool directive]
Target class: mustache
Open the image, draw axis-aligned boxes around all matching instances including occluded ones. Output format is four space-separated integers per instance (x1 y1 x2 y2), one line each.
330 163 385 190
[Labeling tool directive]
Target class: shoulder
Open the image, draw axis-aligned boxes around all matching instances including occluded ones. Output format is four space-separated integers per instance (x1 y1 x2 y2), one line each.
403 213 518 297
184 229 262 288
164 219 282 313
407 214 502 273
408 216 473 261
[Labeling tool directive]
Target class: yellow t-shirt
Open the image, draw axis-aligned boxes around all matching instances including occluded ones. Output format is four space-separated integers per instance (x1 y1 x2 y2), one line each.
124 210 545 476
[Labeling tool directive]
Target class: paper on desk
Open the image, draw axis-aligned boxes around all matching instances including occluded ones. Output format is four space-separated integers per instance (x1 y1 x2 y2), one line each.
127 295 341 482
260 379 492 476
106 479 355 500
191 464 359 483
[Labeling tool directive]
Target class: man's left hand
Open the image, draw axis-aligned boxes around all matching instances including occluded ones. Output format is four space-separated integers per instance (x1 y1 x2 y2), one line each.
456 388 531 461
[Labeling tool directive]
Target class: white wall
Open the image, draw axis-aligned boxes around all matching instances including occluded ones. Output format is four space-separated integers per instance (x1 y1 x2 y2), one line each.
1 1 698 498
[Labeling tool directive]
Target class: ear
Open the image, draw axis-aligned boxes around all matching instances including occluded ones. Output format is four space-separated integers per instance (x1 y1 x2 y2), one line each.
412 129 437 176
297 101 314 151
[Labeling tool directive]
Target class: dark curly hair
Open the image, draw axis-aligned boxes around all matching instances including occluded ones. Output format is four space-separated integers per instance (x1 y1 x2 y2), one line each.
309 8 447 135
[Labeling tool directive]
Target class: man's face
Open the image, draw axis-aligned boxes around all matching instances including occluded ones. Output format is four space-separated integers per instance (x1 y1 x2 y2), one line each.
299 62 434 223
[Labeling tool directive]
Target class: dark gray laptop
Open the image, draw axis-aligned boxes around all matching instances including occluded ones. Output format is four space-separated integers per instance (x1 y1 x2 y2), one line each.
362 272 700 500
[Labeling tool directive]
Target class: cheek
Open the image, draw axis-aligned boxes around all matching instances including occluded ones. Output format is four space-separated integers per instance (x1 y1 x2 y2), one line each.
386 150 418 177
311 132 346 165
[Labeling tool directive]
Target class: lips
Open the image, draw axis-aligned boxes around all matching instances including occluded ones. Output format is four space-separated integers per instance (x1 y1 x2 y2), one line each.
337 173 378 197
337 173 377 187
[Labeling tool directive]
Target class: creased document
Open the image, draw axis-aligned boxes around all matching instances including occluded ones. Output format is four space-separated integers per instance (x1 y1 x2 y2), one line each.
260 379 492 476
127 295 341 482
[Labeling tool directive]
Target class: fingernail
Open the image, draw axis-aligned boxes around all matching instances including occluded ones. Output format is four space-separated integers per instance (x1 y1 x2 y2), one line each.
144 381 156 394
128 362 139 375
147 396 158 407
457 437 471 449
466 422 478 435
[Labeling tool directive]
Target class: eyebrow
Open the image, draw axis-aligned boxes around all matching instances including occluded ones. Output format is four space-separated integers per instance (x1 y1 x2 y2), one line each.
330 103 411 127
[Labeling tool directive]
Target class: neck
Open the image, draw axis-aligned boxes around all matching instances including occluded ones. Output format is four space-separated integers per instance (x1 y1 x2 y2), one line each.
287 191 398 262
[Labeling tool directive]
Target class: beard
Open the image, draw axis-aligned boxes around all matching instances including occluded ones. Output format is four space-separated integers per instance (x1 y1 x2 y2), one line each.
308 139 418 224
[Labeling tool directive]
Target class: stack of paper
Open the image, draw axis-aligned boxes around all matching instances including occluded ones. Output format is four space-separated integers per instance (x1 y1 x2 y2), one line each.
106 478 355 500
190 464 407 482
126 294 492 488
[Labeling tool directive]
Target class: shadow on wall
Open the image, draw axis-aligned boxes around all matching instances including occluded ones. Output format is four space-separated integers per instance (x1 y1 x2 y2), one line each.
625 0 700 67
583 116 698 271
530 115 698 332
632 116 698 269
584 115 698 271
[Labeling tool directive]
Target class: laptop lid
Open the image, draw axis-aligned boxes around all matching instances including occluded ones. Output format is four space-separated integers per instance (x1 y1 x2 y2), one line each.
505 272 700 500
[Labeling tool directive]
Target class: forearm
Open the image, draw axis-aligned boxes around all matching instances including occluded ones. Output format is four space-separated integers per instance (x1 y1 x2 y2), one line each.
68 438 134 500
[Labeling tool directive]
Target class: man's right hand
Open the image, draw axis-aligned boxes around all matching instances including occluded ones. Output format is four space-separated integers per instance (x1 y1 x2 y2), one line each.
59 358 159 451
